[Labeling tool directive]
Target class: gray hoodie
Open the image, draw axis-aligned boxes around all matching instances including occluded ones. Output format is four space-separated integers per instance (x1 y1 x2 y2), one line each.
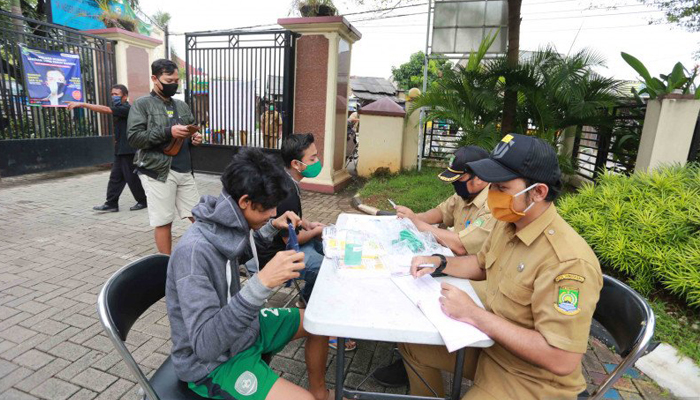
166 191 277 382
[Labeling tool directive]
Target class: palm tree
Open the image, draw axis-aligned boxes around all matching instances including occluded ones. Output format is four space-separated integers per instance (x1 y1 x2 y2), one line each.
408 31 504 150
151 10 171 30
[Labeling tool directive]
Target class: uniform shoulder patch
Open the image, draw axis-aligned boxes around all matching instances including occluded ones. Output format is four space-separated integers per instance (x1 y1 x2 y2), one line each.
555 286 580 315
473 218 484 227
554 273 585 283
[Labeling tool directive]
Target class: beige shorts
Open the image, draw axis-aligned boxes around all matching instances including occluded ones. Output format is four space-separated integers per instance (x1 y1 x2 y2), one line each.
139 170 200 227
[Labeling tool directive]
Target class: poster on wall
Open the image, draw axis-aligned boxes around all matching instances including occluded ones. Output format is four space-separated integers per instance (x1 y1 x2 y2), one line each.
20 47 83 107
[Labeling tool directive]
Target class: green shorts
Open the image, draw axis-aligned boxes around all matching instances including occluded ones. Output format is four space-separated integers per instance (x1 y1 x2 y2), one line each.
188 307 301 400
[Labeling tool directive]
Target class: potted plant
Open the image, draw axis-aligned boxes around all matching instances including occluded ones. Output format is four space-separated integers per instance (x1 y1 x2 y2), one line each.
96 0 138 32
292 0 338 17
621 52 700 171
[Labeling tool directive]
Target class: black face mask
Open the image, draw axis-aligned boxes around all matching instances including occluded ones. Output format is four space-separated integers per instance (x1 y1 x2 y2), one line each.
158 79 178 97
452 176 476 200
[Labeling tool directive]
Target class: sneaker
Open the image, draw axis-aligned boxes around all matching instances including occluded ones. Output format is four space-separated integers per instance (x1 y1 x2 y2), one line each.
371 359 408 387
93 204 118 212
130 202 147 211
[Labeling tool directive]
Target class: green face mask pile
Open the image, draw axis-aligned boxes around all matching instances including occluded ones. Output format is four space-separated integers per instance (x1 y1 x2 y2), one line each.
392 229 425 253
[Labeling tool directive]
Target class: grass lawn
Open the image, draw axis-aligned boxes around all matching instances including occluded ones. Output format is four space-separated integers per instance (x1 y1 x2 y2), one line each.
649 297 700 365
358 167 454 212
357 168 700 366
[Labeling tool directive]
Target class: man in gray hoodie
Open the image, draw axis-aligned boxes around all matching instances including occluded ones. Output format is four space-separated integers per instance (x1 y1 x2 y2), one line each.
166 148 335 400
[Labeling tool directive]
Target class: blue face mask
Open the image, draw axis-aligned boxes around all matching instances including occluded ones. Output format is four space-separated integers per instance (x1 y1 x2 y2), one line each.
112 96 122 106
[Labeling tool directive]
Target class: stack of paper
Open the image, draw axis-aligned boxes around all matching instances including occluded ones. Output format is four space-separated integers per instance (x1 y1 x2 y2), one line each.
391 275 494 352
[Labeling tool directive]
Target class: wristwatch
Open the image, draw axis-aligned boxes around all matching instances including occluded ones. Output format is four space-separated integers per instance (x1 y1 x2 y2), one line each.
431 253 447 277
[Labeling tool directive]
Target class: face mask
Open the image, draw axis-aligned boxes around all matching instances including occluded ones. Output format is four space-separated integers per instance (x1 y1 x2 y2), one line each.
297 160 322 178
112 96 122 106
158 79 178 97
452 176 475 200
487 183 539 223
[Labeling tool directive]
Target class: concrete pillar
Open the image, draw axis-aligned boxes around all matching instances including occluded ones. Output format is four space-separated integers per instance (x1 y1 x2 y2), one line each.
402 90 422 170
635 97 700 172
84 28 164 101
357 97 406 177
278 17 361 193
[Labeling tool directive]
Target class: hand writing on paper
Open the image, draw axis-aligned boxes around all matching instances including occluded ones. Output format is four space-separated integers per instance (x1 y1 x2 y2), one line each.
410 255 439 278
439 282 479 325
395 205 416 220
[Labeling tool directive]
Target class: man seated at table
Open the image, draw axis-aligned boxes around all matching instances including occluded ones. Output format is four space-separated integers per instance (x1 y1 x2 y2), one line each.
251 133 357 352
166 148 342 400
394 146 495 256
400 134 603 400
373 146 496 387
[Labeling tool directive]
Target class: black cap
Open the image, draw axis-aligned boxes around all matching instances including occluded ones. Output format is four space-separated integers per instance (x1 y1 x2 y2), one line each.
438 146 490 182
466 134 561 185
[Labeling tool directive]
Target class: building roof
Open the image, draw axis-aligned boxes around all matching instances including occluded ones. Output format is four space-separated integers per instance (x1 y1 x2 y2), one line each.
350 76 402 103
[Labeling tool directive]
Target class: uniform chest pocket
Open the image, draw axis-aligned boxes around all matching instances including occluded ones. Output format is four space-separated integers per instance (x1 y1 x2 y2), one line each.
494 281 534 327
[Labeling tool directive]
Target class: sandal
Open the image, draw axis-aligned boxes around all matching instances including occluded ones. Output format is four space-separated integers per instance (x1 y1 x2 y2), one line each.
328 338 357 352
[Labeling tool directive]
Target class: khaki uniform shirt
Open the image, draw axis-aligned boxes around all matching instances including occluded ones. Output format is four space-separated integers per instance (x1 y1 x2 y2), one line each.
436 188 495 254
261 110 282 135
472 204 603 400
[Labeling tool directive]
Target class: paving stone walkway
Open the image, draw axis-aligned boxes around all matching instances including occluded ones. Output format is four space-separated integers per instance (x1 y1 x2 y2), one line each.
0 168 673 399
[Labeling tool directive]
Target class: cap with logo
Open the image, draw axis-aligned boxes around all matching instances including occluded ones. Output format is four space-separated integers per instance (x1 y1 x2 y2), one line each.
438 146 490 182
466 134 561 186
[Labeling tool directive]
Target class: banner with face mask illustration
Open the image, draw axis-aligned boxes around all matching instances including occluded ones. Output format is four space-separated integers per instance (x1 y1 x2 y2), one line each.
20 46 83 107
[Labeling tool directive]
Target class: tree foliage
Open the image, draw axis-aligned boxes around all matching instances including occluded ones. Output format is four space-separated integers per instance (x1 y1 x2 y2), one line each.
390 51 452 92
642 0 700 31
407 33 622 175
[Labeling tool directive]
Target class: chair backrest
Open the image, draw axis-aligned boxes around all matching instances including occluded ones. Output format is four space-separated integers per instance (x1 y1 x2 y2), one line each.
97 254 170 400
593 275 651 357
101 254 170 341
589 275 655 400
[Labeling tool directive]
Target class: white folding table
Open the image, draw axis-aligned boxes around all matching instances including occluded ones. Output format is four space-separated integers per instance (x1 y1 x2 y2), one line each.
303 214 493 400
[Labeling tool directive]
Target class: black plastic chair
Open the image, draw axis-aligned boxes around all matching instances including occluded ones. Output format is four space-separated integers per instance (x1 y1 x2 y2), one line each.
97 254 205 400
585 275 655 400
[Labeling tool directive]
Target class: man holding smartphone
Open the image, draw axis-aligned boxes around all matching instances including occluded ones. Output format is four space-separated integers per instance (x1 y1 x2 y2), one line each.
128 59 202 254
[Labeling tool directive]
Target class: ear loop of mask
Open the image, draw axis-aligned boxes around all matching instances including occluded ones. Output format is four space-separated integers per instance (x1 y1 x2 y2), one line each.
513 183 540 214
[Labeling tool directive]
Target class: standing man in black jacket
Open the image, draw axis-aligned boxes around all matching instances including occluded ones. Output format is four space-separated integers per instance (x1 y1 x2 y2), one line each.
69 84 147 212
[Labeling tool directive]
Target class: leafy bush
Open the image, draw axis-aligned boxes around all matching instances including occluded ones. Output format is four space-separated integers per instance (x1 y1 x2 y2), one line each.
558 164 700 307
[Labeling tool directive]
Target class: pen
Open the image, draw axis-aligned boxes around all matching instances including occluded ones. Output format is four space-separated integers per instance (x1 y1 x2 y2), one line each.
388 198 397 209
417 263 435 269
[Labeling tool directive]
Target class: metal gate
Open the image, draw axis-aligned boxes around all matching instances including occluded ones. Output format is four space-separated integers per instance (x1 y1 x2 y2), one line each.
0 10 116 176
185 29 296 173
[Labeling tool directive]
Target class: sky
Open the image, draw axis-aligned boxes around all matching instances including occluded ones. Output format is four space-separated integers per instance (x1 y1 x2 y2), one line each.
137 0 700 83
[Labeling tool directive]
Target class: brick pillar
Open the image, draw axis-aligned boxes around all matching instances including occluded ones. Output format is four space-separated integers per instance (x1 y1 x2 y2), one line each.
278 17 361 193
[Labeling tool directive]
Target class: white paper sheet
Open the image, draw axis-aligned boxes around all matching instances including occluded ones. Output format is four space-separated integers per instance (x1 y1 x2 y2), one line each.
391 275 494 352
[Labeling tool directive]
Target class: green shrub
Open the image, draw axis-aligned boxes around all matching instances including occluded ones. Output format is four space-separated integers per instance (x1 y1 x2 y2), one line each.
558 164 700 307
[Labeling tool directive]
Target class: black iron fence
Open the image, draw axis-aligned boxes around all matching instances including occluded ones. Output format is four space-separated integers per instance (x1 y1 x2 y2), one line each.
572 104 646 180
185 30 296 150
0 10 116 140
421 119 462 160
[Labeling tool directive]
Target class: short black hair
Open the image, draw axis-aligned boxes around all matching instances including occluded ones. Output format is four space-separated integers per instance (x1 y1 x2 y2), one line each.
111 84 128 96
221 148 290 210
151 59 178 77
524 177 561 203
281 133 315 167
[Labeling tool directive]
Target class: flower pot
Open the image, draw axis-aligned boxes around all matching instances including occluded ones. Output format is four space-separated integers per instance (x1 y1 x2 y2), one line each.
299 5 315 17
317 5 336 16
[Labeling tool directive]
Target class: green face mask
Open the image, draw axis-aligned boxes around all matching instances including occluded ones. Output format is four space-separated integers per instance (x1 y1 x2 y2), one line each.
299 160 322 178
